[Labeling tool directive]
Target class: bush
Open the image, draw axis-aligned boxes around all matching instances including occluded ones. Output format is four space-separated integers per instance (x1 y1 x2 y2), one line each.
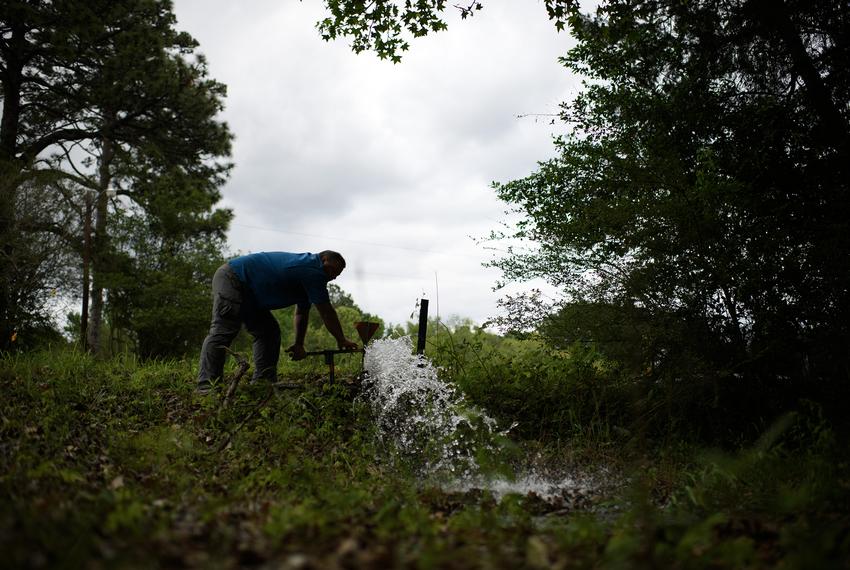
420 321 630 444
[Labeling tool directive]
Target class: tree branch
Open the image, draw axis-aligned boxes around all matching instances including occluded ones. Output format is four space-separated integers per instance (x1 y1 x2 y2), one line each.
18 127 99 165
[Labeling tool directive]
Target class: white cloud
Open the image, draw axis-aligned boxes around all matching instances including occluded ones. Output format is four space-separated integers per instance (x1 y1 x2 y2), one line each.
173 0 579 327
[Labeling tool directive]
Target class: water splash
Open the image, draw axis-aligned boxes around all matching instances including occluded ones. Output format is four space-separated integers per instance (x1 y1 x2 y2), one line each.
361 337 600 502
360 336 498 481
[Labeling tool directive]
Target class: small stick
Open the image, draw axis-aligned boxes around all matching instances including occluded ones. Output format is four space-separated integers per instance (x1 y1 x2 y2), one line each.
212 386 275 453
220 347 250 411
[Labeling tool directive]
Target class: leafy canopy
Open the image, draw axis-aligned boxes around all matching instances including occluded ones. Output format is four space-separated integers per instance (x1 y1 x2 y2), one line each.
315 0 577 61
492 0 850 381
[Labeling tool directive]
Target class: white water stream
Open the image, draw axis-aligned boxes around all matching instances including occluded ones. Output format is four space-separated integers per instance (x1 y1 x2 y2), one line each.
360 337 599 501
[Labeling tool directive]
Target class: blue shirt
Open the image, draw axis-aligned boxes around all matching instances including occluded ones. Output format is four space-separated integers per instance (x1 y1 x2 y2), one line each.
228 252 330 310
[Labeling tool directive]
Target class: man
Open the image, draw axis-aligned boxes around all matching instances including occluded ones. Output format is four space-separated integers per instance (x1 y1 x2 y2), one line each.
197 250 359 393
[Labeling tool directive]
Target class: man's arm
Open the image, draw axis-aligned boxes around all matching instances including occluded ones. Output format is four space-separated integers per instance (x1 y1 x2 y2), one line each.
314 302 359 350
286 304 310 360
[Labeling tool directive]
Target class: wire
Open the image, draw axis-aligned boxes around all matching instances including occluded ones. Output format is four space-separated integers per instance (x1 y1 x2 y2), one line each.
352 270 491 285
231 223 483 259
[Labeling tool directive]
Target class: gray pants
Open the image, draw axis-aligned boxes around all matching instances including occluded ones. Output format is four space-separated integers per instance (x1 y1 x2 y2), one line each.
198 263 281 385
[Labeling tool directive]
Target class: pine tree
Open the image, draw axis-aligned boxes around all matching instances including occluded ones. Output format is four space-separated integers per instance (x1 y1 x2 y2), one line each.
1 0 232 351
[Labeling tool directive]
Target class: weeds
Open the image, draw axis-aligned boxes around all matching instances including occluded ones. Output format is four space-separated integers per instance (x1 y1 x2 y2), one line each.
1 346 848 568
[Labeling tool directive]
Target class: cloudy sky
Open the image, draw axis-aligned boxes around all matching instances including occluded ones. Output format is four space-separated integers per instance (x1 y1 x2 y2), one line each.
171 0 583 328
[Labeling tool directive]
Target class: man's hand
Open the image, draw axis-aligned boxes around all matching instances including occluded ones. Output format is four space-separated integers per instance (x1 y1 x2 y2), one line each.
338 338 359 351
286 344 307 361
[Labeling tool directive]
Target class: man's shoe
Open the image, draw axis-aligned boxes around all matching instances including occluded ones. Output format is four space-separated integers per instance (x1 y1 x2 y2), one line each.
196 380 213 395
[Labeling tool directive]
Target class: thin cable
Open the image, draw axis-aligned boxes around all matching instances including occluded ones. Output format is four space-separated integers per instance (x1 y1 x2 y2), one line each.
351 270 494 285
231 223 482 259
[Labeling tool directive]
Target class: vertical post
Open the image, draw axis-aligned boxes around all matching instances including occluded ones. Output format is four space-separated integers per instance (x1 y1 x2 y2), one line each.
416 299 429 355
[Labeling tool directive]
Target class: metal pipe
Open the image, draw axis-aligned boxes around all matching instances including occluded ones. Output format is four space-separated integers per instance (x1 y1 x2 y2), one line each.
303 348 362 357
303 348 363 385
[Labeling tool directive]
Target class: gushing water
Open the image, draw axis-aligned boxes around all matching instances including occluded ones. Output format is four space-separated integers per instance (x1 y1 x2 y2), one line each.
361 336 499 481
361 337 601 501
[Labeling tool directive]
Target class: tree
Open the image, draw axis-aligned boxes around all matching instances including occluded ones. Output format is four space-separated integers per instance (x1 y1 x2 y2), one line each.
7 176 78 347
1 0 232 352
51 0 231 354
492 0 850 382
101 191 231 358
1 0 91 348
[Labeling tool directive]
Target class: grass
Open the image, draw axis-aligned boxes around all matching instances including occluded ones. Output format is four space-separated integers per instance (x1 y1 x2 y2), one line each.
1 346 849 569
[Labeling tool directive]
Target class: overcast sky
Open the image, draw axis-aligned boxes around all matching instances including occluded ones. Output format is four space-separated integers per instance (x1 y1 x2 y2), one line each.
171 0 583 328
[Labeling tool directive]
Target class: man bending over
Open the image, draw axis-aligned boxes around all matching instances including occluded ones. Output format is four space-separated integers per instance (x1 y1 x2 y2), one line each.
197 250 359 393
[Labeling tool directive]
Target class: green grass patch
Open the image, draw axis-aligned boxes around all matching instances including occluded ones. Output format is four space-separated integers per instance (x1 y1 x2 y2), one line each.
1 347 848 568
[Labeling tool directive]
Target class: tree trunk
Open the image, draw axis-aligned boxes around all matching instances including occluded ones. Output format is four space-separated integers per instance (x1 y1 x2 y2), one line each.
0 164 17 352
81 194 93 351
0 24 25 351
86 131 114 354
756 0 850 153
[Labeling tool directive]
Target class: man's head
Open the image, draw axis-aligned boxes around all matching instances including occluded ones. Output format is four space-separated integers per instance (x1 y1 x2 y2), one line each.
319 250 346 281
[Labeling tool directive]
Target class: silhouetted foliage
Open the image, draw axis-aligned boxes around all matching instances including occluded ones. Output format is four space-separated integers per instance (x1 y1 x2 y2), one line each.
0 0 232 352
491 0 850 388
